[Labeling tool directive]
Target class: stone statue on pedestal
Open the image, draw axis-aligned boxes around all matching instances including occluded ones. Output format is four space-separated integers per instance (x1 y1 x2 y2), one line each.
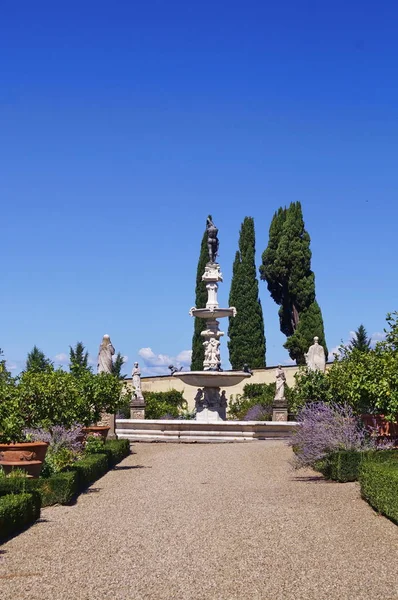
206 217 219 264
274 365 286 400
97 334 115 374
130 362 146 419
305 336 326 372
132 362 144 401
97 334 116 436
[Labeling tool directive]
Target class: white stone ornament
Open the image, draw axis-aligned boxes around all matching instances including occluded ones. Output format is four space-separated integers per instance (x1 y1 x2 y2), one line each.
97 334 115 374
305 336 326 372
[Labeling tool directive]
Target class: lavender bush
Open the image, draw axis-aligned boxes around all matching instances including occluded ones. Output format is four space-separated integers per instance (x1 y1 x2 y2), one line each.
290 402 373 469
24 424 84 476
243 404 272 421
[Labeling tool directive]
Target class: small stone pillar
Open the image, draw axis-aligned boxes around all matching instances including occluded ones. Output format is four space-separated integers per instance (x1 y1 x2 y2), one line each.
130 362 146 419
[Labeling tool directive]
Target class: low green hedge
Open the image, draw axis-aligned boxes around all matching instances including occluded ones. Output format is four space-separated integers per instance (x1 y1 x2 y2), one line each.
0 471 78 507
0 492 41 541
315 449 398 483
315 450 363 482
360 461 398 524
69 453 109 489
103 439 130 467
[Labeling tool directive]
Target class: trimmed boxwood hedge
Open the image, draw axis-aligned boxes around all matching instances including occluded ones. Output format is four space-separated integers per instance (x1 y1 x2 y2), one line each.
0 492 41 542
315 449 398 483
360 461 398 524
0 439 131 507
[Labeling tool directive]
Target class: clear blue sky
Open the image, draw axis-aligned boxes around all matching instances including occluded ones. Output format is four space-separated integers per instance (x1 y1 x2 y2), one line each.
1 1 398 375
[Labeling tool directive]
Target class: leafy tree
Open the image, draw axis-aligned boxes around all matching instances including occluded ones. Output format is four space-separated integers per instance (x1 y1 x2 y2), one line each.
25 345 53 373
260 201 327 364
349 325 371 352
69 341 91 377
112 352 127 379
191 215 212 370
0 348 11 381
228 217 266 369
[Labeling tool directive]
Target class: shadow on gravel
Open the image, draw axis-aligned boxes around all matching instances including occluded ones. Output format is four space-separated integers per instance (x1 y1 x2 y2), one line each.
293 475 334 483
82 487 101 494
113 465 151 470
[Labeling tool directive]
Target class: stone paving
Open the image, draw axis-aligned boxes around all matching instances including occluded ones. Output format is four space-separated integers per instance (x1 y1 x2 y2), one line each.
1 441 398 599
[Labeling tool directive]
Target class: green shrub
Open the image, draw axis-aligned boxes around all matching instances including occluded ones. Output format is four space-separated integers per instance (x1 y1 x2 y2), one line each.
0 492 41 541
84 434 106 454
144 390 187 419
360 461 398 524
103 439 130 467
315 450 363 482
69 453 108 489
0 471 79 506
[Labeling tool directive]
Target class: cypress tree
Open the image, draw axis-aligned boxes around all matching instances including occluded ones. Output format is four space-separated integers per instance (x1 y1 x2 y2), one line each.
228 217 266 369
190 215 212 370
69 341 91 376
260 201 327 364
112 352 127 379
349 325 371 352
26 345 54 373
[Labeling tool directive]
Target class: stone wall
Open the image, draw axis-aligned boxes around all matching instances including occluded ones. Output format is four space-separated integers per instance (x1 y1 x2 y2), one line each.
123 364 315 411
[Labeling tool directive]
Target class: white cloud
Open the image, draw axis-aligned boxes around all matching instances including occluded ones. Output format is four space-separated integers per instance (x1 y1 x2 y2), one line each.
54 353 68 364
6 361 18 371
371 332 385 344
138 347 192 376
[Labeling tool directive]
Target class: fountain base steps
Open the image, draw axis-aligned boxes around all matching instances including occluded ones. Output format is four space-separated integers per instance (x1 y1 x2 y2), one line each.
115 419 298 443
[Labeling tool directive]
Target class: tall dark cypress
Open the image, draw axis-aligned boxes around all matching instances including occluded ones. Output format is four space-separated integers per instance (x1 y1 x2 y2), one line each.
260 202 327 364
228 217 266 370
190 216 212 370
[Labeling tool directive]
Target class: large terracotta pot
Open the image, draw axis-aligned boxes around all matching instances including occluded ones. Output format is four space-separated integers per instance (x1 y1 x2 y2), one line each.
361 414 398 438
0 441 49 478
82 426 110 441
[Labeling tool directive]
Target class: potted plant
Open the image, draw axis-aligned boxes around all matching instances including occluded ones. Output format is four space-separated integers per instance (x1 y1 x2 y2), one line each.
75 372 123 440
0 381 49 477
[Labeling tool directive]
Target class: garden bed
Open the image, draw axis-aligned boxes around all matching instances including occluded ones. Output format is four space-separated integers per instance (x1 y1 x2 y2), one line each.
0 439 130 541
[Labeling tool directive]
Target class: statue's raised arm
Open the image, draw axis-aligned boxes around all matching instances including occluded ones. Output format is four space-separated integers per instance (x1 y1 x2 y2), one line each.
206 218 219 264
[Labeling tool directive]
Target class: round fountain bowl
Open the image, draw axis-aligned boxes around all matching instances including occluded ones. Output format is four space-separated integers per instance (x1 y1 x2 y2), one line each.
174 371 251 388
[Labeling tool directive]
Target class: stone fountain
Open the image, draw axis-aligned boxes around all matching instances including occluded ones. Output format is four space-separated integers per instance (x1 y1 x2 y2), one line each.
173 218 251 421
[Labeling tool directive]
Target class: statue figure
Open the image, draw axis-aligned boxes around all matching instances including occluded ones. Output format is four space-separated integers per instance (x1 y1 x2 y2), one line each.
305 336 326 372
206 217 219 264
97 334 115 374
132 362 144 400
274 365 286 400
203 337 221 370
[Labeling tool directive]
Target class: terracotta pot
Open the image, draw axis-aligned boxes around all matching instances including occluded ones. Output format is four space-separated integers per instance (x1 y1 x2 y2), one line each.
361 414 398 438
0 441 49 478
82 426 110 441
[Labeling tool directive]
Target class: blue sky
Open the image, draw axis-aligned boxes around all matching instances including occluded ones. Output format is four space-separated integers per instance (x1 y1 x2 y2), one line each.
1 1 398 375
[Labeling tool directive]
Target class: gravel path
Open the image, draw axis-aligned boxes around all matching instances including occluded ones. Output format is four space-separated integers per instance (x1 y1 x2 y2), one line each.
1 441 398 600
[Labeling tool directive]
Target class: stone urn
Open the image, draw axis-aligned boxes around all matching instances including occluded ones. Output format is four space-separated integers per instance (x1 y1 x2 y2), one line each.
81 426 110 441
0 441 49 478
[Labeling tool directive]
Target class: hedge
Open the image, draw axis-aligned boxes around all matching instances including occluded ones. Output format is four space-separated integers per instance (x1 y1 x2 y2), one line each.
0 439 131 507
103 438 130 468
0 492 41 542
359 461 398 524
315 450 363 482
315 449 398 483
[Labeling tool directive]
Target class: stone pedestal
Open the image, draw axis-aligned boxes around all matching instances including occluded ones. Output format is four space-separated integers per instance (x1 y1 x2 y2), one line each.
195 387 227 422
272 399 288 422
130 397 146 420
97 412 117 439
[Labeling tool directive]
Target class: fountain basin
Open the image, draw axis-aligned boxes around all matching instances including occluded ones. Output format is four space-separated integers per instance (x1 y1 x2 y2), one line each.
189 308 236 320
174 371 251 388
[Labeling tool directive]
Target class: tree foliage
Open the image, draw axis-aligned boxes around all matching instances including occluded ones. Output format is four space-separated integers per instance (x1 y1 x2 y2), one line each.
260 201 327 364
26 345 54 373
69 342 91 377
291 312 398 420
349 325 371 352
228 217 266 369
191 215 212 370
112 352 127 379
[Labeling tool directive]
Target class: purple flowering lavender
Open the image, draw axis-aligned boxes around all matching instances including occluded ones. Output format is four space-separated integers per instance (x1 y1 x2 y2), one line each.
290 402 373 468
24 424 84 453
243 404 272 421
